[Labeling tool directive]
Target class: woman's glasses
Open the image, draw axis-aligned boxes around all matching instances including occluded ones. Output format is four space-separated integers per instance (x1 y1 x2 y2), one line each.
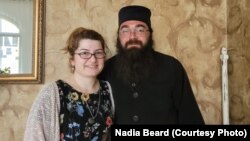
75 51 106 59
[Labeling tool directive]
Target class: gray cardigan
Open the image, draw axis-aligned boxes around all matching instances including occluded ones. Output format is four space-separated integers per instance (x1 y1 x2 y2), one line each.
23 82 60 141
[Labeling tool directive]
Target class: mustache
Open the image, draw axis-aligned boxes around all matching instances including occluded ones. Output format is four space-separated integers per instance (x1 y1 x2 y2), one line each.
125 39 143 48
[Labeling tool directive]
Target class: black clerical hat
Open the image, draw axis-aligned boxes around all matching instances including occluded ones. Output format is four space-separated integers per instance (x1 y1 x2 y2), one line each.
118 5 151 30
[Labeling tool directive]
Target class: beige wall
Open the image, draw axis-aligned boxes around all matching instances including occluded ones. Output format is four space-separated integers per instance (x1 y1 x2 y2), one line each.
228 0 250 124
0 0 249 140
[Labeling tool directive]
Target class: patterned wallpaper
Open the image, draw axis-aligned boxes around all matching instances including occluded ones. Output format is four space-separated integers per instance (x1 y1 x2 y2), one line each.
0 0 249 140
227 0 250 124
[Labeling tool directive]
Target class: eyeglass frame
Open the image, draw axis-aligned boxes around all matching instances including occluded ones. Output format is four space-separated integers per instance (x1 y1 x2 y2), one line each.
74 50 106 59
119 25 149 37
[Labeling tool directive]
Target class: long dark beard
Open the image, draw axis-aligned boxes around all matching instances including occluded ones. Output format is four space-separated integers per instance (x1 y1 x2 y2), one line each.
114 36 156 84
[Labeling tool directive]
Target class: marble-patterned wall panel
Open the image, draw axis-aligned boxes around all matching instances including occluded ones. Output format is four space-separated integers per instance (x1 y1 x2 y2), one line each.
227 0 250 124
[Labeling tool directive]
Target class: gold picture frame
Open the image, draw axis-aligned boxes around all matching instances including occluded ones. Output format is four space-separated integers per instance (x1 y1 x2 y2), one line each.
0 0 45 84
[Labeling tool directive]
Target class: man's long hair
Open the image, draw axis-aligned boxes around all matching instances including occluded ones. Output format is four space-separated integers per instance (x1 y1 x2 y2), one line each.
114 34 156 84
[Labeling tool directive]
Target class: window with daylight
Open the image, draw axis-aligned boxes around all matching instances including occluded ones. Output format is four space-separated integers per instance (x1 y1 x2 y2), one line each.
0 18 20 74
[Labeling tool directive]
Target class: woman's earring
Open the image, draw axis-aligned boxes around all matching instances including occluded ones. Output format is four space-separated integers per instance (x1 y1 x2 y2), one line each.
71 65 75 73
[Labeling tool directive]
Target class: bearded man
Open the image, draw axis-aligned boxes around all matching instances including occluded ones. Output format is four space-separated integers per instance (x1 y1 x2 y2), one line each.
99 5 204 124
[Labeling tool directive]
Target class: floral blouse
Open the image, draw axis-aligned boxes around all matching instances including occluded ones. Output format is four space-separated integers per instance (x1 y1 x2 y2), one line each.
56 80 114 141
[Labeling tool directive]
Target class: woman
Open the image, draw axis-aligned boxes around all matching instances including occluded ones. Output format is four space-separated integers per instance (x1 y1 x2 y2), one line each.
23 27 114 141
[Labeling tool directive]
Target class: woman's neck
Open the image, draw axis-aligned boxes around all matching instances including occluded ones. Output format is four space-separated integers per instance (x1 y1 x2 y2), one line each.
71 74 100 94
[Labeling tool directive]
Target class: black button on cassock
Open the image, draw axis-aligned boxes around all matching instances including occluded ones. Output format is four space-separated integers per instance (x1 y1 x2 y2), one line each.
132 115 139 122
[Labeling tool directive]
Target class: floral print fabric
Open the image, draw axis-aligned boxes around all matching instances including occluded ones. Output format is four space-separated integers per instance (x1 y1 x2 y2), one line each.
56 80 113 141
